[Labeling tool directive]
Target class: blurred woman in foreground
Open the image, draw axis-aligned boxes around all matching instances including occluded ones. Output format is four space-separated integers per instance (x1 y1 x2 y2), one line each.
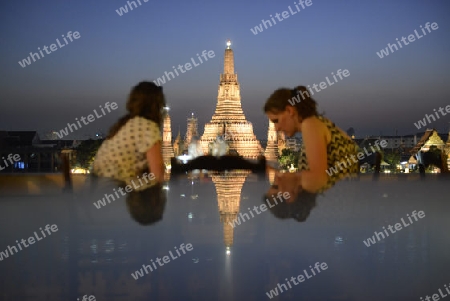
264 86 358 194
92 81 166 190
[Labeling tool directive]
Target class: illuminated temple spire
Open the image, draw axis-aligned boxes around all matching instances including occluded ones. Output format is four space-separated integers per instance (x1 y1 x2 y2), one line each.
212 40 245 121
264 120 278 162
200 40 262 158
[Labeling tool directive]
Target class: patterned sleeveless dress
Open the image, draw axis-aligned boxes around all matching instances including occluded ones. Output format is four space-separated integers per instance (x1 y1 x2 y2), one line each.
297 115 359 193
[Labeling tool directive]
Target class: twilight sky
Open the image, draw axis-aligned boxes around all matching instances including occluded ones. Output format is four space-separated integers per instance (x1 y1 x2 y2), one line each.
1 0 449 140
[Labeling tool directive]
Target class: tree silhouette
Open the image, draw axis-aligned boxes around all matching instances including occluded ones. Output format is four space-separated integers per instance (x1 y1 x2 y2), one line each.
346 127 355 137
75 139 103 169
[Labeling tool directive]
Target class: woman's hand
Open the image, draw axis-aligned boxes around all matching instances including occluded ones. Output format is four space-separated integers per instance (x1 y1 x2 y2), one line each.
274 172 302 200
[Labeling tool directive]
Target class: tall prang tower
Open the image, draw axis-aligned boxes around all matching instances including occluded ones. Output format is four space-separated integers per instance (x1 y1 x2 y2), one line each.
200 40 262 159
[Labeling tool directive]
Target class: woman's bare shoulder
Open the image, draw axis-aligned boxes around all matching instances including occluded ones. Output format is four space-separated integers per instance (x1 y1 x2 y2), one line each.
302 116 330 143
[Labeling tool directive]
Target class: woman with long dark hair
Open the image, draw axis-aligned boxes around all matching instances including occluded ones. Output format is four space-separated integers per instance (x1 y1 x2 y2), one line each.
264 86 358 194
92 81 166 188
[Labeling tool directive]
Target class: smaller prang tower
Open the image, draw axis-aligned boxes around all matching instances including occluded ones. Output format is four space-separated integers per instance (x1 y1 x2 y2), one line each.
184 113 199 152
264 120 278 162
161 107 174 166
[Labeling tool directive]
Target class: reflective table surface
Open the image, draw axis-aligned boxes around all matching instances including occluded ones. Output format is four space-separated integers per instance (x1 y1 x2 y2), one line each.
0 172 449 301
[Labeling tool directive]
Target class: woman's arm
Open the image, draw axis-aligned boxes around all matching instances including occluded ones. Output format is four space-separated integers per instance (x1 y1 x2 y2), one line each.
146 141 165 183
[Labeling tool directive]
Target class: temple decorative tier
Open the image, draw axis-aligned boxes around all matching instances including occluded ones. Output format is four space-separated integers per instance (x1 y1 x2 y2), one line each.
200 40 262 159
264 120 278 162
173 130 182 156
161 108 174 166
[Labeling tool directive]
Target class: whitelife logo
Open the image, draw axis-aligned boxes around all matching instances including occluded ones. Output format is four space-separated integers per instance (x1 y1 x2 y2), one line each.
0 154 21 171
228 192 291 228
55 102 118 139
115 0 149 16
326 140 388 177
265 262 328 299
376 22 439 59
18 31 81 68
77 295 96 301
288 69 350 106
420 283 450 301
131 243 193 280
153 50 215 86
0 224 58 261
414 105 450 129
93 172 156 209
363 210 425 247
250 0 313 35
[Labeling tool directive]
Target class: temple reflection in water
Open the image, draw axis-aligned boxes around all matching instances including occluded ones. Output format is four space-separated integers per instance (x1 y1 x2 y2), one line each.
211 170 250 254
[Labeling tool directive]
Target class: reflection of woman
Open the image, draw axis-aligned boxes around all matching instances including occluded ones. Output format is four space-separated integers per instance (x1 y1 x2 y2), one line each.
264 86 358 193
264 176 317 222
126 184 167 225
92 82 166 188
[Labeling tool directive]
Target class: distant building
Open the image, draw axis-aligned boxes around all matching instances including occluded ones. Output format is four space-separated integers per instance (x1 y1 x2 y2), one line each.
356 131 449 153
409 129 450 170
285 137 302 151
0 131 78 173
380 135 417 149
